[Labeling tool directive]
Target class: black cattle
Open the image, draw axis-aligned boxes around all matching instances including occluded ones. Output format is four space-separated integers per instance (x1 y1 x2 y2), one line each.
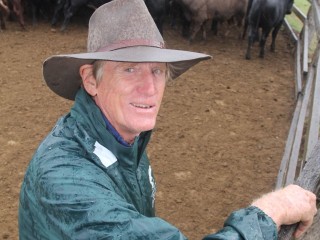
51 0 66 27
0 0 9 29
244 0 294 59
169 0 191 37
53 0 112 31
27 0 55 25
144 0 167 35
6 0 25 29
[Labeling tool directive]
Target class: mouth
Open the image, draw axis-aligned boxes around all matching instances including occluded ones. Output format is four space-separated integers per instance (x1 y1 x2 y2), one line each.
131 103 154 109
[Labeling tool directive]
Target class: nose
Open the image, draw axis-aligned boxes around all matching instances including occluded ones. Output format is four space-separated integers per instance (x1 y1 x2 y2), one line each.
138 69 157 95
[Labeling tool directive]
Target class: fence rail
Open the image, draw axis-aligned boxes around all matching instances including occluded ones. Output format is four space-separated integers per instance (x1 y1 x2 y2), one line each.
276 1 320 238
276 0 320 189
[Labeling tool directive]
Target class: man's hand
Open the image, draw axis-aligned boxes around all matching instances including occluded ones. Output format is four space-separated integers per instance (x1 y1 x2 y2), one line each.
251 184 317 238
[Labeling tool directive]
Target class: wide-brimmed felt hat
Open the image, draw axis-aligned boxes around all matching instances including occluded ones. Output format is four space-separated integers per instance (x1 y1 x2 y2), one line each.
43 0 211 100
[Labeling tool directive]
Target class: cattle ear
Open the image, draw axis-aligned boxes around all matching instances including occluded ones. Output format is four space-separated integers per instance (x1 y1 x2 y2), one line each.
80 64 97 97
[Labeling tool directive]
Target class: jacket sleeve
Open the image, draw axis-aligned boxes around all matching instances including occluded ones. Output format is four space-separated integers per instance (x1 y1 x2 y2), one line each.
30 155 187 240
202 206 278 240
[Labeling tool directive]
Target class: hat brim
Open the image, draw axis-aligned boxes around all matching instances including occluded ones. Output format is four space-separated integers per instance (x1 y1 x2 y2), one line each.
43 46 211 100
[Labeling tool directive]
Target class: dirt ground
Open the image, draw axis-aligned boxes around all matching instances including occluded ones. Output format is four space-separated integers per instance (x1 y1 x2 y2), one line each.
0 17 297 239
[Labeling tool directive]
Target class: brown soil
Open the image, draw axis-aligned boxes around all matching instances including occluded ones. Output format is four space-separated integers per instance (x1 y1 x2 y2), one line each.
0 19 296 239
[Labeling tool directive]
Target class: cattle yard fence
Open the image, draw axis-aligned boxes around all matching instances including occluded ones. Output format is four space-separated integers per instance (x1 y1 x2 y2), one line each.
277 0 320 189
276 0 320 238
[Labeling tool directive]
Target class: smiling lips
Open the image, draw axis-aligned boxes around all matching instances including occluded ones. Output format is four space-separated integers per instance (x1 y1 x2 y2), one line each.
131 103 154 109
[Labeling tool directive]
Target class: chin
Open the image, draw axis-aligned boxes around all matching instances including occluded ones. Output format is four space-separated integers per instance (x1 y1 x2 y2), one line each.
129 114 157 132
136 121 156 132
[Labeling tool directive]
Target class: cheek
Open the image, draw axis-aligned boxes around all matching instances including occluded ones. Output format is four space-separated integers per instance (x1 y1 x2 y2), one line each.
95 84 116 109
98 89 111 103
104 87 128 111
157 82 166 100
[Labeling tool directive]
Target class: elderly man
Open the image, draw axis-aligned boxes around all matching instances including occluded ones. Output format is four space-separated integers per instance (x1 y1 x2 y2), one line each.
19 0 316 239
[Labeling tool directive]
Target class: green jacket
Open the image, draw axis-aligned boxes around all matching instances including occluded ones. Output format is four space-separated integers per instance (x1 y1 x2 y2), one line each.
19 88 277 239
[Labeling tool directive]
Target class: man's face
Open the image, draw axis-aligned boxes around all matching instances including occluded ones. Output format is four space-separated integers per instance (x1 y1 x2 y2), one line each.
93 61 167 143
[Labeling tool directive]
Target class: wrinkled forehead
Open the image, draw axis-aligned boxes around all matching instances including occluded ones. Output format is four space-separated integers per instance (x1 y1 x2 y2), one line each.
96 60 168 73
105 60 167 67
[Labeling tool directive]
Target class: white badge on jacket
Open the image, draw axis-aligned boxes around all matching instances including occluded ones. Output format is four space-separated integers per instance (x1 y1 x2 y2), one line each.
93 141 117 168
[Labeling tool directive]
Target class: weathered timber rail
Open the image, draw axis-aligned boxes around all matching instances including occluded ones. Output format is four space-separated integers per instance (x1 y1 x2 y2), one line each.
276 0 320 239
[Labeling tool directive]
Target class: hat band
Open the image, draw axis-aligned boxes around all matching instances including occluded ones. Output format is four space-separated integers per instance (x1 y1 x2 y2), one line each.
96 39 165 52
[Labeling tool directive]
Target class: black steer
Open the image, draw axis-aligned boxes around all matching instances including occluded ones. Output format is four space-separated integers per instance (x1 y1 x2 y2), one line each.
0 0 9 29
28 0 55 25
244 0 294 60
51 0 67 27
144 0 167 35
53 0 112 31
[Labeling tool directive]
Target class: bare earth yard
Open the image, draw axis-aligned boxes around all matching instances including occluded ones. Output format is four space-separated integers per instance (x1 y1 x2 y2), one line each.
0 20 296 239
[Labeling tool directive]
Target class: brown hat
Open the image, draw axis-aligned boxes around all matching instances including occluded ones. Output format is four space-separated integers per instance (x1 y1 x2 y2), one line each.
43 0 211 100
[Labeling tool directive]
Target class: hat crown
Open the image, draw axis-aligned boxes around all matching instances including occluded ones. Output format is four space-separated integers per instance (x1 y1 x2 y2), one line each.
87 0 164 52
43 0 211 100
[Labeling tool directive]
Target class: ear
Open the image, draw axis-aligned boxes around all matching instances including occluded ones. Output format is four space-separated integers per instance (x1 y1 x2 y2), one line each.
80 64 97 97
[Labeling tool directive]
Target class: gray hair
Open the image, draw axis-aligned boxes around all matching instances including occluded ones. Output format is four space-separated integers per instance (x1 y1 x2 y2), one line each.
92 60 106 84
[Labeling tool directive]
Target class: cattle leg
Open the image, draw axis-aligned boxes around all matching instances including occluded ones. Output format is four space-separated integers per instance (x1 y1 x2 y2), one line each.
201 21 207 41
0 0 9 29
211 20 218 36
245 38 253 60
12 0 25 30
245 26 257 60
259 38 266 58
0 0 9 17
189 21 202 43
270 22 282 52
242 18 248 40
259 29 271 58
61 15 71 31
30 3 39 26
51 0 66 26
0 12 5 29
234 14 245 39
61 4 75 32
180 8 191 38
181 17 191 38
